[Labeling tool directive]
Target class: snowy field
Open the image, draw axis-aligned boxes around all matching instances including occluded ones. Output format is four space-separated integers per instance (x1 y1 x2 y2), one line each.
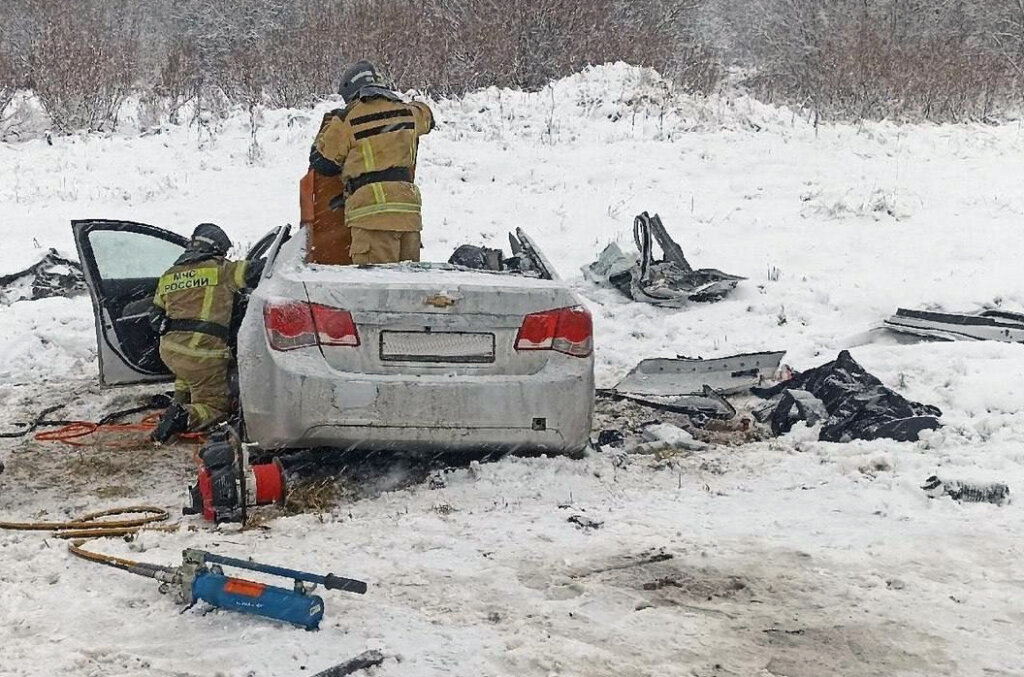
1 64 1024 676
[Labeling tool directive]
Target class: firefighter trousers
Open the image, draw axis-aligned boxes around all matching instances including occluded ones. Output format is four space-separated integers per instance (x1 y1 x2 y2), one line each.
350 227 421 265
159 343 231 430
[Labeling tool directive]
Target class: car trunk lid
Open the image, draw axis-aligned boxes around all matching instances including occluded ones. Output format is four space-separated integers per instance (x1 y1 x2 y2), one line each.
296 265 579 376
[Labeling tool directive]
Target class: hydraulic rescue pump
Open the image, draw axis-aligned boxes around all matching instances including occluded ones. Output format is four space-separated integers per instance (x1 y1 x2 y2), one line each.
152 548 366 629
184 428 286 523
116 547 367 630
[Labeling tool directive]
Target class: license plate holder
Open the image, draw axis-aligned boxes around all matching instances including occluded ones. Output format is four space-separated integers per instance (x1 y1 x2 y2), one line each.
380 331 496 363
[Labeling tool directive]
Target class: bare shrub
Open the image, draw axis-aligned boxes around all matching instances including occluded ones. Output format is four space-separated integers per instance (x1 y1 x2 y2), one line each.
0 49 19 123
5 0 1023 132
24 1 138 133
262 4 345 108
991 0 1024 77
0 0 724 134
730 0 1020 122
326 0 721 96
830 33 1015 122
614 0 722 94
153 38 205 125
442 0 689 92
342 0 454 95
454 0 621 90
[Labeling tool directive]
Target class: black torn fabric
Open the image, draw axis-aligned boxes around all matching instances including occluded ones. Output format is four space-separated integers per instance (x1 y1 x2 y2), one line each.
752 350 942 442
448 245 505 271
755 389 829 436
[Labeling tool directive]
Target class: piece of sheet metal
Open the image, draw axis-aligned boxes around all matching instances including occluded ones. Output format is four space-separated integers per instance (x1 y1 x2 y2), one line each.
883 309 1024 343
613 350 786 397
598 385 737 420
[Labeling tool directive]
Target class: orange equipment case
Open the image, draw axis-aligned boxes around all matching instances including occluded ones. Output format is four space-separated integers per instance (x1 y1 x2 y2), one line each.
300 169 350 265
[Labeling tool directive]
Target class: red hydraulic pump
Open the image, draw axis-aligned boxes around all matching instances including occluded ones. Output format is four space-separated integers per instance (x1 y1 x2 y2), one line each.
184 427 285 523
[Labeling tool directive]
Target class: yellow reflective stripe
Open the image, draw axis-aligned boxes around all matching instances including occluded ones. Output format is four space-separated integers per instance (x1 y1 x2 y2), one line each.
362 139 376 171
233 261 247 289
189 284 218 349
346 202 422 223
199 286 216 321
360 139 387 204
191 403 211 423
161 341 230 360
174 378 188 392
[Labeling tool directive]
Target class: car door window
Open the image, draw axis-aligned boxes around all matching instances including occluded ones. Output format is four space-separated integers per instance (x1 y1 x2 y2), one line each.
90 229 184 280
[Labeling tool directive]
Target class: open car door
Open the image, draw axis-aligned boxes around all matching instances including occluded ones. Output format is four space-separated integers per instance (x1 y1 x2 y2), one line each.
72 220 188 386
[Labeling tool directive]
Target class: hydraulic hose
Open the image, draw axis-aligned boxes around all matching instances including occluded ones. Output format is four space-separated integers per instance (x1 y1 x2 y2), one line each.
0 506 174 570
0 505 170 537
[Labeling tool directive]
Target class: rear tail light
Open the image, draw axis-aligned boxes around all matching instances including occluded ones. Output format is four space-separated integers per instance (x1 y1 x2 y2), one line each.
264 300 359 351
515 306 593 358
310 303 359 347
264 301 316 351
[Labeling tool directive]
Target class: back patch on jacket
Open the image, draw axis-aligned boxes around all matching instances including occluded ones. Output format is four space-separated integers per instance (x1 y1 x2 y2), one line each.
159 267 219 296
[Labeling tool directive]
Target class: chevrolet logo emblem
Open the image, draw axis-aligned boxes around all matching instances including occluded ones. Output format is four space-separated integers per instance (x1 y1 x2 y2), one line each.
425 294 457 308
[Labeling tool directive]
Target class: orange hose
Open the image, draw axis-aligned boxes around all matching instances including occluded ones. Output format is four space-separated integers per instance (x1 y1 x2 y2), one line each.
34 422 98 443
34 415 205 447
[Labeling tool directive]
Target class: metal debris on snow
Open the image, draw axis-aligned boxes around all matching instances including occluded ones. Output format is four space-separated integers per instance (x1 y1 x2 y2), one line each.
883 308 1024 343
922 476 1010 506
0 249 86 303
582 212 745 307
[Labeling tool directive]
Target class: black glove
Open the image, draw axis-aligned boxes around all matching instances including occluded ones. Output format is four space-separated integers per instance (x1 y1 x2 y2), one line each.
148 305 169 335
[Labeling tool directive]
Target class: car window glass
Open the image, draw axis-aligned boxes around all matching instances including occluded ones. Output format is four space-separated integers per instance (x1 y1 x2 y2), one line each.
90 230 184 279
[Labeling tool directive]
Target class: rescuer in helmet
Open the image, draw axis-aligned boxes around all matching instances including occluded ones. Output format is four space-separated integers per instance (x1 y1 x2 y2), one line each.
149 223 263 444
309 60 435 264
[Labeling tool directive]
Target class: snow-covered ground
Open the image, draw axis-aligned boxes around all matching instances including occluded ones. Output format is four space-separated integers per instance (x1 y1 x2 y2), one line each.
2 64 1024 676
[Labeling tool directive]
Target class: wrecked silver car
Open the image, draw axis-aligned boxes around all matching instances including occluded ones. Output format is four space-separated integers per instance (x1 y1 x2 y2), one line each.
73 220 594 456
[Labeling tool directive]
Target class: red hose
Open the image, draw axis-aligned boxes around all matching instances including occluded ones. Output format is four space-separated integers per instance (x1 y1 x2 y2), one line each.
34 413 205 447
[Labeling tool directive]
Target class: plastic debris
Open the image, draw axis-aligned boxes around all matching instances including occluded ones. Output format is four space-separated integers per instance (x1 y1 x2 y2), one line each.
0 249 86 303
614 351 786 397
310 650 386 677
884 308 1024 343
598 385 736 420
568 514 603 530
640 422 709 451
922 476 1010 506
596 429 626 450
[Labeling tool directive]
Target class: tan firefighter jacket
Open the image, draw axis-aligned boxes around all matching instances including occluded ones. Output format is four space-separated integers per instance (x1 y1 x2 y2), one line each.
310 95 434 232
152 257 250 360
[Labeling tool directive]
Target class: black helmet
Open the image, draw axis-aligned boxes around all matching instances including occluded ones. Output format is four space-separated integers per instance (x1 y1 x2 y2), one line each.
338 60 398 103
190 223 231 256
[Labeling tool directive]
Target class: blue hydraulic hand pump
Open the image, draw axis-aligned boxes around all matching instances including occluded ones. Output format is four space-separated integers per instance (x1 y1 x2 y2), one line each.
152 549 368 630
